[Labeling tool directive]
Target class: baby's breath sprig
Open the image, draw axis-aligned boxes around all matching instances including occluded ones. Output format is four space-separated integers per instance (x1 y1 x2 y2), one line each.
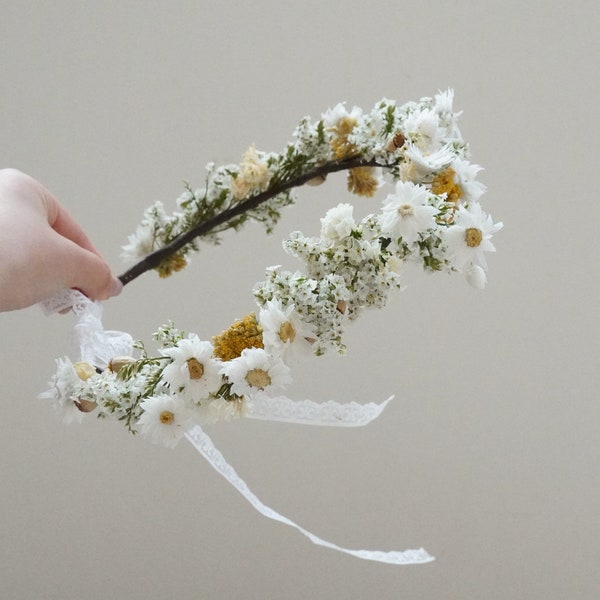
119 154 380 285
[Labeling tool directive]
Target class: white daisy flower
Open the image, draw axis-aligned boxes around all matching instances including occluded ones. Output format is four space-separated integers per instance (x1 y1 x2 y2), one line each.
320 203 356 242
39 357 91 424
433 89 463 138
121 223 157 262
321 102 362 128
402 143 455 182
220 347 292 397
442 203 503 272
197 396 244 425
160 335 222 401
378 180 439 246
136 394 195 448
403 108 443 154
121 201 171 262
259 299 316 363
450 157 486 204
433 89 455 115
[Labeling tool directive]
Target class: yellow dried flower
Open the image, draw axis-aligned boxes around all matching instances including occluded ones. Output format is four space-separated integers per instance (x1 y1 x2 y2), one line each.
212 313 264 361
329 116 358 159
231 144 272 200
432 168 462 204
347 166 379 197
157 253 188 278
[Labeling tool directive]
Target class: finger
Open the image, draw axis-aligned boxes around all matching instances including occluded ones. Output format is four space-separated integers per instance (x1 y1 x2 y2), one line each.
46 196 103 258
51 235 123 301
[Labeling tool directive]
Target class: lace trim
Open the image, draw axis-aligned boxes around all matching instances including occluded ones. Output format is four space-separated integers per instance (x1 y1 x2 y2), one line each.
41 289 133 367
39 288 89 315
246 394 394 426
185 425 434 565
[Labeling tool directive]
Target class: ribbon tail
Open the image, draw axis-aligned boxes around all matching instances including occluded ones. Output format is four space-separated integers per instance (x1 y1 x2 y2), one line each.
245 394 394 427
185 425 434 565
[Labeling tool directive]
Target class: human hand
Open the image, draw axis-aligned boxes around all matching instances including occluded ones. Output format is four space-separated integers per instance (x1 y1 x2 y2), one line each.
0 168 122 311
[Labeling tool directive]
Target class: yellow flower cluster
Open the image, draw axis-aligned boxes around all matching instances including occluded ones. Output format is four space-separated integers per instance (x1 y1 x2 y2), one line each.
212 313 264 361
431 167 462 203
231 144 272 201
347 166 380 197
329 116 359 159
431 167 462 224
157 253 188 278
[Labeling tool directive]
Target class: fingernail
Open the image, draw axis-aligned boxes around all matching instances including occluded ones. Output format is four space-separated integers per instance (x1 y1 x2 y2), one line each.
109 277 123 297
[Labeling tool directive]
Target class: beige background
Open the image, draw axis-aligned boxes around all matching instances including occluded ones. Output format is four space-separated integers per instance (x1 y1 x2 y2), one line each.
1 1 598 598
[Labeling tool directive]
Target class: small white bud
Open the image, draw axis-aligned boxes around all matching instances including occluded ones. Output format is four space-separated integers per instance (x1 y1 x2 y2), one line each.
465 264 487 289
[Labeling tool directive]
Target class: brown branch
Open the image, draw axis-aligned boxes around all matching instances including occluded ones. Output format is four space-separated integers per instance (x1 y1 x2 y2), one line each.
118 156 383 286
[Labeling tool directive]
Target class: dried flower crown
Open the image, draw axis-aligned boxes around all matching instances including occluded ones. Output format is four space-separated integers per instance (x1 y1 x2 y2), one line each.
42 90 502 448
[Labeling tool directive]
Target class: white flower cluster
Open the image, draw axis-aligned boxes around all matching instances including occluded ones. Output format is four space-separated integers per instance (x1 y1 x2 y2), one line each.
254 207 403 354
42 299 317 447
121 148 291 276
42 91 502 447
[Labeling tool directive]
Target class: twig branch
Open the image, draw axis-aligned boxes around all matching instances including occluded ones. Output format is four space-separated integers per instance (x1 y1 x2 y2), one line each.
118 155 383 286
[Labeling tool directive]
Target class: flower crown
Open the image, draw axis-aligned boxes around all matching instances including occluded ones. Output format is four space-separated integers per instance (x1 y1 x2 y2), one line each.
42 90 502 447
40 90 502 564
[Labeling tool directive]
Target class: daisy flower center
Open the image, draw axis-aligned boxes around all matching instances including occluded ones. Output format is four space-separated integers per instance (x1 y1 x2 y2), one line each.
186 358 205 380
159 410 175 424
465 227 483 247
279 321 296 343
245 368 272 389
398 204 414 217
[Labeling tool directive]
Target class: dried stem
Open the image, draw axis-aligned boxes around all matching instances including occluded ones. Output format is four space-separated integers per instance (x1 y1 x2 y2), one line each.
118 155 383 286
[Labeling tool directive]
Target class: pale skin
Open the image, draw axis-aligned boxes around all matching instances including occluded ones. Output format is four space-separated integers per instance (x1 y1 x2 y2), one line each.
0 168 122 311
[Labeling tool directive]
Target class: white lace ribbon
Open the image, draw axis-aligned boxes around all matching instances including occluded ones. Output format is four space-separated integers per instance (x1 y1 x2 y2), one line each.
185 425 433 565
41 289 134 367
245 394 394 426
42 289 434 565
